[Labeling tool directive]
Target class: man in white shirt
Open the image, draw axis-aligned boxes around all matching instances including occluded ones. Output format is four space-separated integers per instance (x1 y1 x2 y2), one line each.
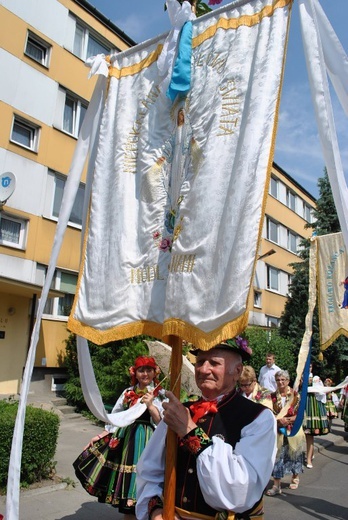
258 352 281 392
136 340 277 520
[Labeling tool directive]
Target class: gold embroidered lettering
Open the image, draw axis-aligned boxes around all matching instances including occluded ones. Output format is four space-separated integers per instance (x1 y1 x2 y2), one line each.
169 255 196 273
123 85 161 174
130 265 164 284
218 80 240 137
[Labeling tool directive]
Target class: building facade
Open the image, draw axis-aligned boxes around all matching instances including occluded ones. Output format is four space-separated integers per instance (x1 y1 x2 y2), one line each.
249 162 316 329
0 0 135 393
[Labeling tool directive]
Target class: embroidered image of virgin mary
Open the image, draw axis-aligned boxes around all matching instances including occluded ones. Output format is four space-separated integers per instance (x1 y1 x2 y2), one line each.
141 103 201 210
141 101 201 250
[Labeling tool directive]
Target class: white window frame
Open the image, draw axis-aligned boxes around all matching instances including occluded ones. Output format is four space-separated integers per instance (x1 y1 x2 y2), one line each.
287 230 298 254
62 90 88 138
303 202 312 223
51 172 85 227
11 116 40 152
42 268 78 319
267 217 279 244
266 315 280 328
73 19 112 61
287 274 293 296
25 31 51 67
0 213 28 249
253 290 262 308
267 266 279 292
286 189 296 212
270 176 278 198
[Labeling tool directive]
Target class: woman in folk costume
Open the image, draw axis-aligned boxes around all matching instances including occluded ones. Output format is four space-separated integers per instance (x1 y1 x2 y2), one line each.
324 378 339 428
238 365 273 409
73 356 165 516
303 374 329 468
266 370 305 495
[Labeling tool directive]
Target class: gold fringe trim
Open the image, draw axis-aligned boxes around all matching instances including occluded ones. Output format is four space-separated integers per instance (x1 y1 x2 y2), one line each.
109 44 163 79
192 0 293 49
320 328 348 351
68 311 249 350
67 316 163 346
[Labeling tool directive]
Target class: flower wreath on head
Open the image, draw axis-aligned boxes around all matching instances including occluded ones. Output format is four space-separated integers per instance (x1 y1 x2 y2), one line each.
128 356 161 387
234 335 253 356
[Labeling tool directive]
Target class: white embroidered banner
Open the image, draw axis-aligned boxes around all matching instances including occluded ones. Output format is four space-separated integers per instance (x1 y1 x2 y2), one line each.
68 0 292 349
316 232 348 349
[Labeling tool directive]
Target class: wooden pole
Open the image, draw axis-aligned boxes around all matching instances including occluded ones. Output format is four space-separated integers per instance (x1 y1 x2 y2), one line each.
163 335 182 520
163 4 195 518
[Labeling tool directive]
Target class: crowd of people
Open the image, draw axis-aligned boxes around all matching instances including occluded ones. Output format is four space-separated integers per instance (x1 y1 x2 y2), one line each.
73 344 347 520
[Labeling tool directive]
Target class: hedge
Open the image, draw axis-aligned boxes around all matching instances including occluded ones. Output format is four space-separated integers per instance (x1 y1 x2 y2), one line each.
0 400 60 489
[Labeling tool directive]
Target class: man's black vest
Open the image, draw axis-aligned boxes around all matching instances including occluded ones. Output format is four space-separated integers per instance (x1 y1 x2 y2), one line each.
175 390 265 517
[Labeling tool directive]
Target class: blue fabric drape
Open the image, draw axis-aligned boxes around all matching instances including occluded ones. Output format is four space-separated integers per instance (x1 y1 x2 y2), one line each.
167 21 193 101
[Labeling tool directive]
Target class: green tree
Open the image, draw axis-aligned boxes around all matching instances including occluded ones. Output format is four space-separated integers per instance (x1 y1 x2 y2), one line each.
63 334 150 412
279 169 348 381
245 327 297 382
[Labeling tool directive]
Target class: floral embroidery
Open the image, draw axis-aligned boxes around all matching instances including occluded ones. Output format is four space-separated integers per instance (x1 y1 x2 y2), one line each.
122 383 164 409
179 427 212 456
109 438 120 449
159 237 172 252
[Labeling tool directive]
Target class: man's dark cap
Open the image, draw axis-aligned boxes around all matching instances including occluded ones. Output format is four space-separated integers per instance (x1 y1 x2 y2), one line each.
190 337 252 362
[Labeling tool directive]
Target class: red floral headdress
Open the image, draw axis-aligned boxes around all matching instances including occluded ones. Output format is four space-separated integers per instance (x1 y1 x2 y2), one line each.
129 356 160 386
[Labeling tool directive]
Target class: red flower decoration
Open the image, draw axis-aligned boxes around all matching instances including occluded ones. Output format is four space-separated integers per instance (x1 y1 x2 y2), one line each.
109 438 120 449
185 436 202 453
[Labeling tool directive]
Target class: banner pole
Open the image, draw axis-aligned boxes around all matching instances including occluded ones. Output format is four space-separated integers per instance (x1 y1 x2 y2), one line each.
163 335 182 520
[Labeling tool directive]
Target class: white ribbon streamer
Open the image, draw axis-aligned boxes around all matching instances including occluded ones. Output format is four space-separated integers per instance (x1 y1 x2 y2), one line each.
5 63 108 520
76 336 148 427
299 0 348 250
86 53 110 79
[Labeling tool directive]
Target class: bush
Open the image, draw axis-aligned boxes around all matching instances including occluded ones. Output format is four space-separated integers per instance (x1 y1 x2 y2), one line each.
0 400 60 490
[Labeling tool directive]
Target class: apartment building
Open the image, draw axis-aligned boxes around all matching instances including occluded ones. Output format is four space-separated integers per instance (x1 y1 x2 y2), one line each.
249 162 316 329
0 0 135 393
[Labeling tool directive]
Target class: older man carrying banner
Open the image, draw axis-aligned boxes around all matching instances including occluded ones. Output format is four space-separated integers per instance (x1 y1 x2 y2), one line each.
136 340 277 520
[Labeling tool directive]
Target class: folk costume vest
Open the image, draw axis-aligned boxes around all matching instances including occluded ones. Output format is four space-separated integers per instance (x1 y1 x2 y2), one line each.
176 390 265 518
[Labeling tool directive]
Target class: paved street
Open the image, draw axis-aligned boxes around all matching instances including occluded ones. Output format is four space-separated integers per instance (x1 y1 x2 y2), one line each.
264 421 348 519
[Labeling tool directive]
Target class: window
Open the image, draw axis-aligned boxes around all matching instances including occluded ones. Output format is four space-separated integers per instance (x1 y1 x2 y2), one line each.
267 217 279 244
52 174 85 226
63 92 87 137
286 189 296 211
25 31 51 67
11 116 40 151
303 203 312 223
270 176 278 198
0 214 27 249
287 274 293 296
266 315 280 328
254 290 262 308
43 269 78 317
287 230 298 253
73 21 111 60
267 266 279 291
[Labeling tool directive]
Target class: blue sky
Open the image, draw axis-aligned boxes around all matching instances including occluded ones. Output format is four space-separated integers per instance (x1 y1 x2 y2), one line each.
91 0 348 199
